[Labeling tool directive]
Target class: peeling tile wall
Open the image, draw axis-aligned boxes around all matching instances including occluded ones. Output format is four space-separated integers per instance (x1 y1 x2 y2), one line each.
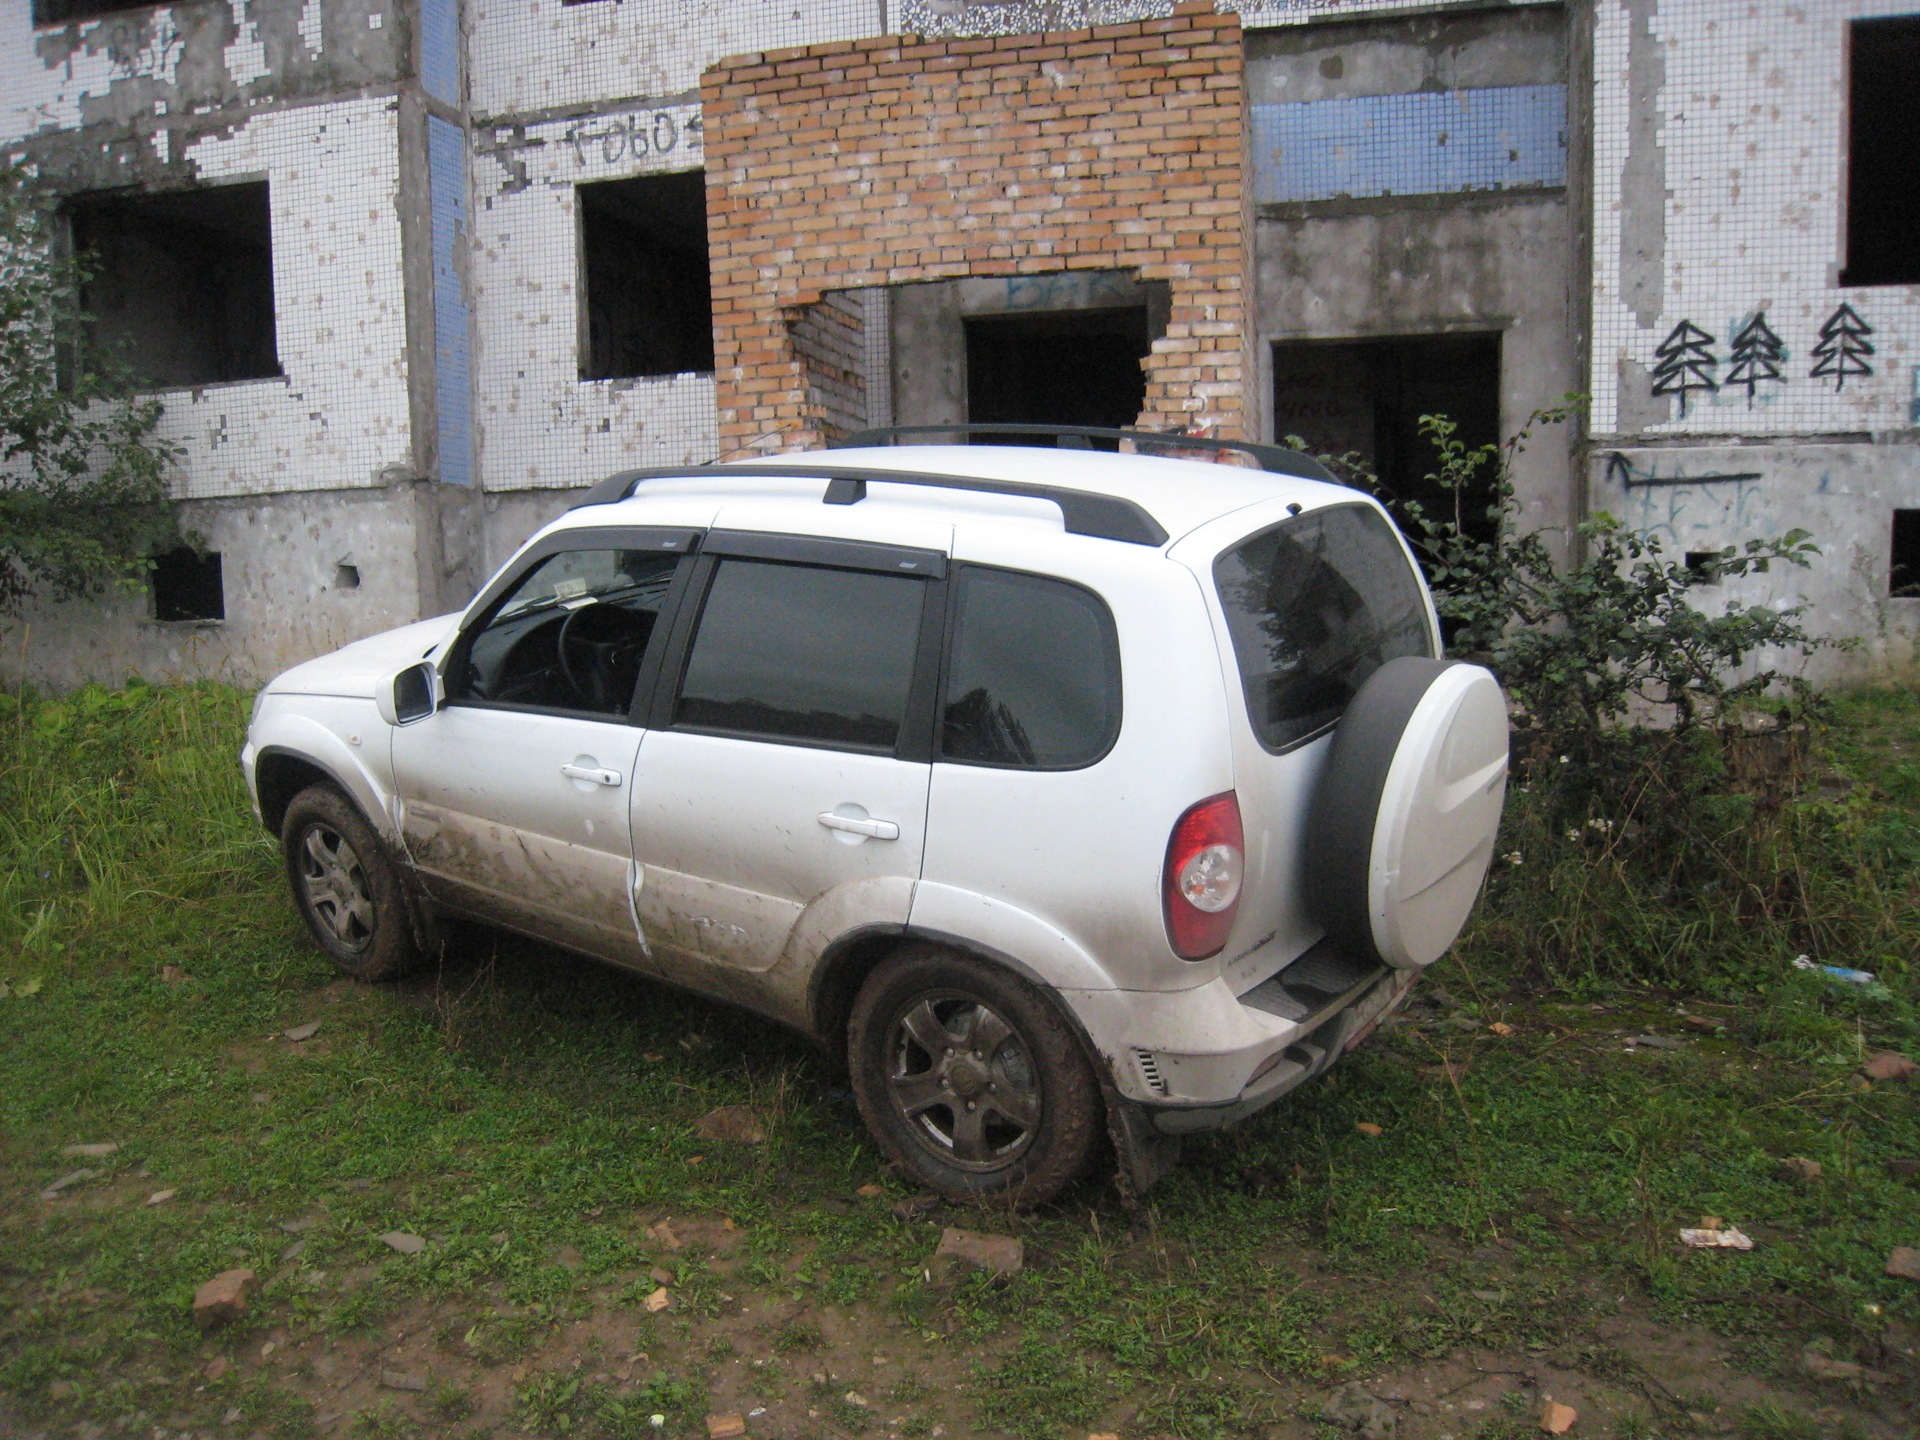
1590 0 1920 440
469 99 718 487
163 97 413 500
465 0 884 120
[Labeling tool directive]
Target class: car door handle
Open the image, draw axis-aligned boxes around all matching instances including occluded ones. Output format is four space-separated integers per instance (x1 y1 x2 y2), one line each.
560 763 623 787
817 811 900 841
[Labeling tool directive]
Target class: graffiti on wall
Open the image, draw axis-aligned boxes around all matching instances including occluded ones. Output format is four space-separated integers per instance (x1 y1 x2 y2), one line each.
1810 304 1875 392
1602 452 1769 551
1649 304 1878 416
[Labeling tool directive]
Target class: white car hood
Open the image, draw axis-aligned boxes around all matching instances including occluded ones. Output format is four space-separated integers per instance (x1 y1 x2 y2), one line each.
264 614 462 699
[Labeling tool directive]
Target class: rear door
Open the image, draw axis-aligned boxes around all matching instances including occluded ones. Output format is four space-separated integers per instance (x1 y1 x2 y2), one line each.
1176 500 1439 989
627 531 943 1021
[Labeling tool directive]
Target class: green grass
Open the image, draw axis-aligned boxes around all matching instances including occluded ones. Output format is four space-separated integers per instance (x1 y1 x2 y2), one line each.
1 681 1916 1438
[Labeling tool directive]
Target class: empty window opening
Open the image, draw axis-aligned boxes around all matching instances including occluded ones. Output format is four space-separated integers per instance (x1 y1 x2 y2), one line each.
153 548 224 623
1684 551 1724 586
1893 511 1920 598
33 0 154 23
964 308 1153 447
1270 333 1503 544
578 171 714 380
1843 17 1920 286
67 182 279 390
334 563 362 591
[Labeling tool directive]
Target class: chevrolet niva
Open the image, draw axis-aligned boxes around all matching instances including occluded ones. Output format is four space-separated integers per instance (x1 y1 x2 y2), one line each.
242 429 1509 1205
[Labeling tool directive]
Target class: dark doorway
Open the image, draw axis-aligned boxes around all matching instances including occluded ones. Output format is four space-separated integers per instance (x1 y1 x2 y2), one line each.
67 182 280 390
578 171 713 380
1271 333 1502 541
965 308 1151 446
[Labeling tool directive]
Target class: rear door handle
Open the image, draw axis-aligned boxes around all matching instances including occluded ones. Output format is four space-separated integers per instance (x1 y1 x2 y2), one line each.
817 811 900 841
561 763 623 787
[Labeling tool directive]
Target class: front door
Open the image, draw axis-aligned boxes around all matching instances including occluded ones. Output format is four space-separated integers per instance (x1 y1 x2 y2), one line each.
629 533 941 1021
391 535 689 966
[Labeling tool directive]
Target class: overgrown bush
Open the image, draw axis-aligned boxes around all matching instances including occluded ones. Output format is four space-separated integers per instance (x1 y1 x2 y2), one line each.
1299 406 1915 993
0 162 183 614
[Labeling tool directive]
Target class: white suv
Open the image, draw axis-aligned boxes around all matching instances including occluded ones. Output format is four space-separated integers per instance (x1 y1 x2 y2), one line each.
242 433 1509 1205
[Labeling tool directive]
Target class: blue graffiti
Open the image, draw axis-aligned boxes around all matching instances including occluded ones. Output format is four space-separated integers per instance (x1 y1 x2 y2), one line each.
1601 453 1769 549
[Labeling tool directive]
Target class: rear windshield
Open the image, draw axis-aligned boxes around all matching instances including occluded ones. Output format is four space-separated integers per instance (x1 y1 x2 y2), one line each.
1213 504 1433 752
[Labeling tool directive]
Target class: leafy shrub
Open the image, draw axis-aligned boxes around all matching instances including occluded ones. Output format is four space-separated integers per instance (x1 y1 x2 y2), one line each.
1295 405 1916 992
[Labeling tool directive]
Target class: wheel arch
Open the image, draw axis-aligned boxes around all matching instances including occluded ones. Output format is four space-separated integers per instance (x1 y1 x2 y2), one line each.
809 924 1113 1082
256 748 357 836
250 718 396 846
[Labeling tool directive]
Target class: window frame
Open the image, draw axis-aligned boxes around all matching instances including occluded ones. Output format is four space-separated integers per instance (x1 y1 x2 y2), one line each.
930 562 1124 773
1212 500 1439 758
649 530 949 762
440 525 703 726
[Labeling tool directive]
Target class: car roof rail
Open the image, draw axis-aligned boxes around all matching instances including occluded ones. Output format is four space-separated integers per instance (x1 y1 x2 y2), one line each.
565 461 1171 545
835 423 1339 482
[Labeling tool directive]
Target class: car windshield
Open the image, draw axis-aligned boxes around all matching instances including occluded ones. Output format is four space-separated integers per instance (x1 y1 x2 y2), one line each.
1213 504 1433 751
496 549 672 621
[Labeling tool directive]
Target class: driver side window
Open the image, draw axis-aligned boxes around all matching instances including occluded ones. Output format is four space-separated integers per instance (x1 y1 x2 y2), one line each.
452 548 680 717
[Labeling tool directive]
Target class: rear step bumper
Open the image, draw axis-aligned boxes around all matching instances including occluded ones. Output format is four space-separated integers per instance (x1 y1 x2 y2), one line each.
1104 946 1417 1135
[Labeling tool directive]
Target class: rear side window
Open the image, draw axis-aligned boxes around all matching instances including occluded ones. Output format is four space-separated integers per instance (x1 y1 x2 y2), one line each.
940 567 1121 769
675 559 925 751
1213 504 1432 752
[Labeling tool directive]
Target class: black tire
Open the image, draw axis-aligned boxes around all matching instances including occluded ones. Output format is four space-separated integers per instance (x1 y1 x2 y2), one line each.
281 783 418 981
848 944 1101 1208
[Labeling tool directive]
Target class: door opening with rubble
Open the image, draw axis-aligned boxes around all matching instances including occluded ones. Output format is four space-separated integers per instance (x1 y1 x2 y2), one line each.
1271 334 1502 543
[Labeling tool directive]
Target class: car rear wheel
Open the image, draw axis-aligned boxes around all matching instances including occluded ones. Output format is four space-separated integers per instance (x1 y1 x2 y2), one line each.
848 945 1101 1208
282 783 417 981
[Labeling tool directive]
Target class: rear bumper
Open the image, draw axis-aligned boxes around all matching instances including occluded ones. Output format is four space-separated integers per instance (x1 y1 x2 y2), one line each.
1139 964 1413 1134
1063 941 1416 1121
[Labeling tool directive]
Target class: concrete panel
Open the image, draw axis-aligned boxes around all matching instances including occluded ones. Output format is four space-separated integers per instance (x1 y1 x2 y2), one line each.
1254 197 1579 541
1593 441 1920 683
0 486 440 691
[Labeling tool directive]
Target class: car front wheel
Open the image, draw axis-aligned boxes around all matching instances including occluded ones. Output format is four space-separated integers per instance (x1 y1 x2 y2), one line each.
281 783 417 981
848 945 1101 1207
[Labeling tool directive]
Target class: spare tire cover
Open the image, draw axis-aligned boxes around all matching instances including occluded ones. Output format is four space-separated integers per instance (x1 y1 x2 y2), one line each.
1305 656 1509 969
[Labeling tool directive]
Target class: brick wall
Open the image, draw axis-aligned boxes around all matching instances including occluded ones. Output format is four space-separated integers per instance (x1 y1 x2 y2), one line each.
701 0 1250 451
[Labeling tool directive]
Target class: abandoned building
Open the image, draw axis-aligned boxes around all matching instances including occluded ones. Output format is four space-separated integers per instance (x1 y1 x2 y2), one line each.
1 0 1914 687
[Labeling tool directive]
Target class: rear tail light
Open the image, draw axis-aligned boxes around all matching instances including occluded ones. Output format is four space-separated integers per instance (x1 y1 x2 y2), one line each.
1162 791 1244 960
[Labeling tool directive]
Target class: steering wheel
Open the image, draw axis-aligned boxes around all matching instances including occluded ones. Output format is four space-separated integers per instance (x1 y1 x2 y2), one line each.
557 602 653 711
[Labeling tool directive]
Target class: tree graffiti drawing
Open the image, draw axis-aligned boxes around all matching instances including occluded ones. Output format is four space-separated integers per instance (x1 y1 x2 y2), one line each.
1652 320 1718 417
1810 302 1874 391
1724 311 1785 403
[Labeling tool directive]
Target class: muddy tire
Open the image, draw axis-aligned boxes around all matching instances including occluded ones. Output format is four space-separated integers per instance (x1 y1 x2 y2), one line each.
281 783 418 981
848 944 1101 1208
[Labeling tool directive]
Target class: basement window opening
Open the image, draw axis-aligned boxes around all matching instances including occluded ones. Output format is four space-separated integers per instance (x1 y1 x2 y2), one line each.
153 548 225 624
578 171 714 381
33 0 155 23
1684 551 1724 586
1842 16 1920 286
1893 511 1920 599
964 308 1153 448
66 182 280 390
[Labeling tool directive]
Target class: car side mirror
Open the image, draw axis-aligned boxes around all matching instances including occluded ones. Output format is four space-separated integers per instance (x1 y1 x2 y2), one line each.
377 661 438 726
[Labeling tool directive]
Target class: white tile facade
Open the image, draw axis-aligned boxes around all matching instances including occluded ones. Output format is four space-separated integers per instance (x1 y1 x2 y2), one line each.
1590 0 1920 439
470 99 718 488
466 0 883 121
162 97 413 500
